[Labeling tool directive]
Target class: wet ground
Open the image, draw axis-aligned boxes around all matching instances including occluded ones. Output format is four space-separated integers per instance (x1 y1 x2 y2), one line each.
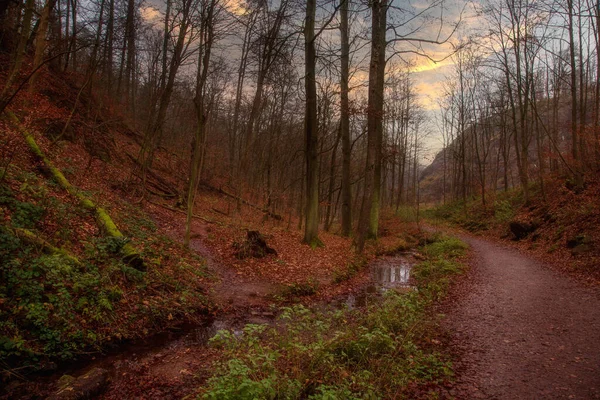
2 243 416 399
9 223 600 399
341 253 415 309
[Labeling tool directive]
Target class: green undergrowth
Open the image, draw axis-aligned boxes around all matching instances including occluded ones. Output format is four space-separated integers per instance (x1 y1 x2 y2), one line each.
395 206 420 223
276 279 321 300
199 234 468 399
423 187 525 232
0 166 211 372
424 180 600 276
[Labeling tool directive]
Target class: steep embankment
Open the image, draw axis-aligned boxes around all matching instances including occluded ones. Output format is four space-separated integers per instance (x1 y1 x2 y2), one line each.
0 110 212 374
425 176 600 283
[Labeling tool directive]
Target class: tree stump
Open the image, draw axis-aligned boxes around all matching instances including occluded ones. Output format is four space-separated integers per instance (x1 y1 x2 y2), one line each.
233 230 277 259
509 219 539 240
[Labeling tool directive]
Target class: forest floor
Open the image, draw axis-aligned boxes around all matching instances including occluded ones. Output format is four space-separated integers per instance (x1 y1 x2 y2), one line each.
8 212 427 399
3 67 599 398
51 222 600 399
435 227 600 399
2 66 426 398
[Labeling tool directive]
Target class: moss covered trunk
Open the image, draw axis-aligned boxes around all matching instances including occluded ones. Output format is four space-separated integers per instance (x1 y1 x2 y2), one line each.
8 111 145 271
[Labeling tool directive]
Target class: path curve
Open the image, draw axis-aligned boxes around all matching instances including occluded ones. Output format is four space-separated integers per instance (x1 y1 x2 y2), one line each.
443 233 600 399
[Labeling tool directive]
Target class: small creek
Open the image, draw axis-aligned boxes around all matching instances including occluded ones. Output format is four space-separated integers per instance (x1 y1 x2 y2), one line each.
11 252 416 398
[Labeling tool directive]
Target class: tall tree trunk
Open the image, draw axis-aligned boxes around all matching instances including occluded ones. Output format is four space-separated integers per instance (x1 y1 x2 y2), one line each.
103 0 114 89
231 14 253 198
340 0 352 236
595 0 600 168
64 0 70 69
0 0 34 104
185 0 215 247
70 0 76 70
240 72 264 185
161 0 171 92
303 0 321 246
357 0 386 252
29 0 58 91
139 0 192 191
325 123 341 232
368 0 386 238
568 0 582 185
124 0 135 106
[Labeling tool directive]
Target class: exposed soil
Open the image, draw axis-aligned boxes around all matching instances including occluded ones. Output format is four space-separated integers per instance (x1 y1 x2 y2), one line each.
88 210 284 399
441 230 600 399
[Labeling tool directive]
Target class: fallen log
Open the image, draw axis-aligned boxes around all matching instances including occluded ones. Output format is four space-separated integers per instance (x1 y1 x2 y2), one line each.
11 227 81 265
147 200 220 226
201 183 283 221
125 152 179 196
48 368 109 400
211 207 228 216
146 186 178 198
8 111 145 271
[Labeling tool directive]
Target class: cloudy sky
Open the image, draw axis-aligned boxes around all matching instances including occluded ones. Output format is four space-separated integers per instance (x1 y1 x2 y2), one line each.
396 0 480 162
141 0 479 162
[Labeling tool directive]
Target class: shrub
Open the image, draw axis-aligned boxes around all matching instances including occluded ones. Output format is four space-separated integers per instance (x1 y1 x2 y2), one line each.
494 200 515 223
279 279 320 298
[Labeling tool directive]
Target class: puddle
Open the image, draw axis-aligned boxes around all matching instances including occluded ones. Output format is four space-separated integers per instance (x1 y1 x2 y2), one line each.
371 259 411 288
338 253 416 310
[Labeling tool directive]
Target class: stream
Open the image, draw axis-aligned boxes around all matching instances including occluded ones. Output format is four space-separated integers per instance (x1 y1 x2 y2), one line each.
3 252 416 399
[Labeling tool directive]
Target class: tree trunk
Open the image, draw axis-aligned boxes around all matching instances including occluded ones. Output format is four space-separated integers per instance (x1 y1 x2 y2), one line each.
324 123 341 232
0 0 34 105
357 0 386 252
368 0 386 238
29 0 58 91
340 0 352 237
139 0 192 191
568 0 582 186
303 0 321 247
9 111 144 270
185 0 215 247
103 0 114 89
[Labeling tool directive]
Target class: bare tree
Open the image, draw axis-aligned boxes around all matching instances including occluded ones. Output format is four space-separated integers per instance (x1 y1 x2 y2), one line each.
185 0 221 246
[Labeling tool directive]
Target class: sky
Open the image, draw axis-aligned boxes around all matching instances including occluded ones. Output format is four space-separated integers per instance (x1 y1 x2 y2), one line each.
140 0 480 163
397 0 480 163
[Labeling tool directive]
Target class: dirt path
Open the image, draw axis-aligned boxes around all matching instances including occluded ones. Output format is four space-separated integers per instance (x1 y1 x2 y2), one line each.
443 232 600 399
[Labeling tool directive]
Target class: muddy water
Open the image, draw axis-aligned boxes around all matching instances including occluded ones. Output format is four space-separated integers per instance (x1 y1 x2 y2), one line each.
0 312 276 399
60 312 273 373
371 260 411 288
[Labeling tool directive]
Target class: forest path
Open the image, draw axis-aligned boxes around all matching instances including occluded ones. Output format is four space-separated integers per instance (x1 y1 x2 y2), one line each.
441 231 600 399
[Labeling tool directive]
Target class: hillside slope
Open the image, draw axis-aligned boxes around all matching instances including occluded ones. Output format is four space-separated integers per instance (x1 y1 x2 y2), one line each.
1 66 405 381
425 178 600 282
1 69 214 372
